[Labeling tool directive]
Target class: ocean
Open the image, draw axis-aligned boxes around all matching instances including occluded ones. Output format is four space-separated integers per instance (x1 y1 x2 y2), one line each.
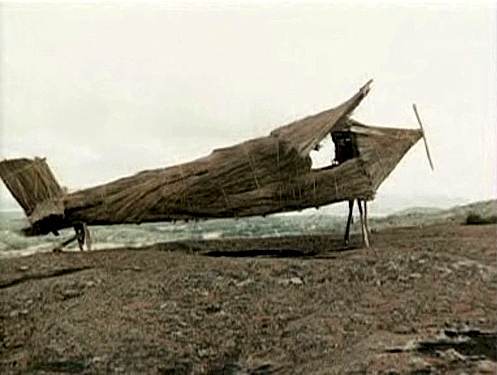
0 210 347 259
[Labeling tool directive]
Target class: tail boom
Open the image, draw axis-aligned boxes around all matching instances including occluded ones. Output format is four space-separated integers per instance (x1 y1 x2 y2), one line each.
0 157 65 235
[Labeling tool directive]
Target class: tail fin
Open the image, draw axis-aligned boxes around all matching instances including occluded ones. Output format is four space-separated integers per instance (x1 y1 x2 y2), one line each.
0 157 65 232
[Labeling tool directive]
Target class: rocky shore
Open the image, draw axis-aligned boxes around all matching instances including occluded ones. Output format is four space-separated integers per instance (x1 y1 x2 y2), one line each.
1 224 496 374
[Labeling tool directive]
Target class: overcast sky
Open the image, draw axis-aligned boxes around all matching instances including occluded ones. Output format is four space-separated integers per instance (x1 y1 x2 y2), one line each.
1 1 496 212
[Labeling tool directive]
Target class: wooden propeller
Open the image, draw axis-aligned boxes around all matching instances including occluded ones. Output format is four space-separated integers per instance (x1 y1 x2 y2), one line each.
413 104 434 171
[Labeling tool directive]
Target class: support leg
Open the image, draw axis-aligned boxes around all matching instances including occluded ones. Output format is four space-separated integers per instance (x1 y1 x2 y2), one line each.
75 223 92 251
364 200 371 237
83 223 92 251
344 200 354 245
357 199 370 248
52 223 92 253
75 223 85 251
52 234 78 253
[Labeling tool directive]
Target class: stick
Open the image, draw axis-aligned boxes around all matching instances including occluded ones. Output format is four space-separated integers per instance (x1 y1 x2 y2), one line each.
364 200 370 235
344 200 354 245
53 234 78 253
75 224 85 251
84 223 92 251
357 199 370 248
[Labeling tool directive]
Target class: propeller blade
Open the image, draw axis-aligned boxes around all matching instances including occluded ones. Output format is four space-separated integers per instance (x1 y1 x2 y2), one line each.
413 104 434 171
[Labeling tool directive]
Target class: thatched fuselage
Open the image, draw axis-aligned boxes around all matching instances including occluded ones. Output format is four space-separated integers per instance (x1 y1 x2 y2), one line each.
63 135 312 225
0 81 422 235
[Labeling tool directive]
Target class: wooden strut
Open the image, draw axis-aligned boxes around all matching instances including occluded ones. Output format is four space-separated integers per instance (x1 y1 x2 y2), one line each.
344 200 354 245
357 199 370 248
364 200 370 239
343 198 371 248
53 223 91 253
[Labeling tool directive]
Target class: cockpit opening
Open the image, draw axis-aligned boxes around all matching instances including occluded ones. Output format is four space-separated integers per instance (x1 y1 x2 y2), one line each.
310 131 359 170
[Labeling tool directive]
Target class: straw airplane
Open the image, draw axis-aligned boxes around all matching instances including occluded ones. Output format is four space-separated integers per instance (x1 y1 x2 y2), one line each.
0 80 433 251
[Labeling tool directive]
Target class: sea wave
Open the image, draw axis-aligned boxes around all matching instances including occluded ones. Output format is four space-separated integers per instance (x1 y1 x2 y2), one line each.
0 211 344 259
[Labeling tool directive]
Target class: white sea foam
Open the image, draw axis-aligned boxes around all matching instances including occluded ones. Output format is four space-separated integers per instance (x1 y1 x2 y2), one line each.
0 214 344 259
202 231 222 240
